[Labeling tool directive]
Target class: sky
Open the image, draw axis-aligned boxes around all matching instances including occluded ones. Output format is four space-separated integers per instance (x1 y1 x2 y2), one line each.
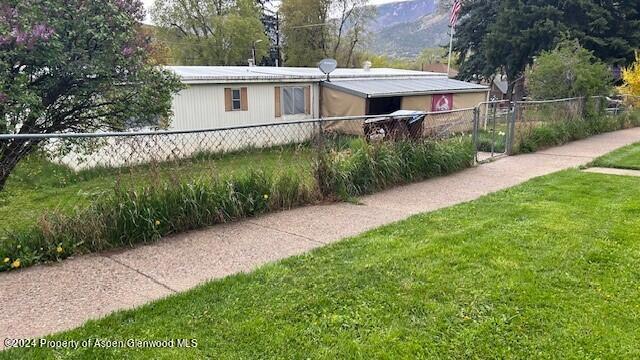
141 0 408 23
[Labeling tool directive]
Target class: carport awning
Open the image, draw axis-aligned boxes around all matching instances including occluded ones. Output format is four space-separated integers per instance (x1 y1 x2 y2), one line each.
323 78 488 98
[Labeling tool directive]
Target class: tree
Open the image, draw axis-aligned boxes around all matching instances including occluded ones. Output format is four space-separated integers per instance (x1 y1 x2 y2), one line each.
562 0 640 66
619 52 640 104
453 0 640 100
527 40 612 100
255 0 281 66
454 0 562 100
0 0 183 190
280 0 373 67
151 0 268 65
452 0 501 82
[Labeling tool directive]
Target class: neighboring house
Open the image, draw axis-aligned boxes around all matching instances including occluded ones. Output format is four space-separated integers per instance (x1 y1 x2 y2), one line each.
166 66 489 130
421 63 459 78
490 76 509 101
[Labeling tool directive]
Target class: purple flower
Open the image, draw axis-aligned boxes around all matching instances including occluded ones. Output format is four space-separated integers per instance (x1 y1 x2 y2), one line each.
0 5 17 22
122 46 135 57
13 28 27 45
0 92 7 103
31 24 54 40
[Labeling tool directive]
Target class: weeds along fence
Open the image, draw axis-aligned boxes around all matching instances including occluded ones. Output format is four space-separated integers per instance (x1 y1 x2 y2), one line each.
506 95 640 154
0 111 477 270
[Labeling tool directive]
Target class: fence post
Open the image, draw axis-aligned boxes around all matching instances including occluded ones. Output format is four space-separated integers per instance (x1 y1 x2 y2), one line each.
506 101 518 155
472 106 479 163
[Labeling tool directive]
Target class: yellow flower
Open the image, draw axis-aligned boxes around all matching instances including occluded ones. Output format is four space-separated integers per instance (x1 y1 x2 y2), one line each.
16 244 21 249
3 257 9 263
263 194 269 200
56 246 63 254
11 259 20 269
155 220 161 226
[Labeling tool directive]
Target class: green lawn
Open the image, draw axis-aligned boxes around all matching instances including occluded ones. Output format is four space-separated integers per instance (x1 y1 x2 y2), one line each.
591 141 640 170
0 146 314 232
6 169 640 359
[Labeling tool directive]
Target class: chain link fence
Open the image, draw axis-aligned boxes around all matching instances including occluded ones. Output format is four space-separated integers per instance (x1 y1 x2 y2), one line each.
2 98 639 270
503 95 639 155
0 112 474 235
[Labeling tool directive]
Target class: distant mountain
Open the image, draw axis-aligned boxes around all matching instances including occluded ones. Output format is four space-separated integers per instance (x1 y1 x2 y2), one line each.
367 0 450 58
369 0 438 31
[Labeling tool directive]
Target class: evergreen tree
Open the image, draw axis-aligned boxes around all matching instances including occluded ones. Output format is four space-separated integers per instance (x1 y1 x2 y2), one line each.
453 0 640 100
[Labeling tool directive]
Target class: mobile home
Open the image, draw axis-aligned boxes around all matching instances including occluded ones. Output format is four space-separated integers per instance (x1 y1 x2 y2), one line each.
166 66 489 130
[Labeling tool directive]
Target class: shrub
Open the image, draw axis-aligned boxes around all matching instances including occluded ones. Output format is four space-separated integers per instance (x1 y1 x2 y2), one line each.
527 40 612 100
619 51 640 105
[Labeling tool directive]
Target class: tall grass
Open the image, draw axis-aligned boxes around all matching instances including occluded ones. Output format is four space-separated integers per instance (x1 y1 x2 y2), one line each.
1 169 318 269
1 136 475 271
515 109 640 154
316 137 474 199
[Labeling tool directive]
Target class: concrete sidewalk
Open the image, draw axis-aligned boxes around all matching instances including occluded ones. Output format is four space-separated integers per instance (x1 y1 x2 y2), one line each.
2 127 640 343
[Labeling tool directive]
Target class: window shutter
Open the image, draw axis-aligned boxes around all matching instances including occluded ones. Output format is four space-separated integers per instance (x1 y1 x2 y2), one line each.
274 86 281 117
240 87 248 111
304 86 311 115
224 88 232 112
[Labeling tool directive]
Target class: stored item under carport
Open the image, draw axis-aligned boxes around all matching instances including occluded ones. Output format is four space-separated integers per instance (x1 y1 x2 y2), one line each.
363 110 426 141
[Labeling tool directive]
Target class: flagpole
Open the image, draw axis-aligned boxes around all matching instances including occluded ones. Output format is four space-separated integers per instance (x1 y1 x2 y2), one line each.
447 25 454 77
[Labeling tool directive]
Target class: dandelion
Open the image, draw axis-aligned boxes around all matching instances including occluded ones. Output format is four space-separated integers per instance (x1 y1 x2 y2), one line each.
155 220 161 226
498 131 506 136
3 257 9 263
56 246 63 254
11 259 20 269
263 194 269 200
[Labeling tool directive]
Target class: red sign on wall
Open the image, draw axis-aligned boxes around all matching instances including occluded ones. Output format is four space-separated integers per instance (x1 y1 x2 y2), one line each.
431 94 453 112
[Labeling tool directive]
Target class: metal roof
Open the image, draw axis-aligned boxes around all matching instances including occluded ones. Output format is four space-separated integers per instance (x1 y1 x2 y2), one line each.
165 66 443 83
323 78 489 98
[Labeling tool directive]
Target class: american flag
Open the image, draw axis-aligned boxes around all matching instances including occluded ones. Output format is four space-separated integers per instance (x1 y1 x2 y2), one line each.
450 0 462 27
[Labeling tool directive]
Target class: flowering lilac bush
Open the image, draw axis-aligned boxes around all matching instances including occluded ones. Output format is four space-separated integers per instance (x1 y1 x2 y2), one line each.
0 0 183 189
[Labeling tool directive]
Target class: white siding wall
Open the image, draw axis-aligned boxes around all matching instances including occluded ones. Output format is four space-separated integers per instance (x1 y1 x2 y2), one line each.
170 82 319 130
55 82 323 170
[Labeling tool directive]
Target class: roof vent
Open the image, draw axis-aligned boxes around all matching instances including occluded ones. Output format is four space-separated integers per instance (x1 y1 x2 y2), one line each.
363 61 372 72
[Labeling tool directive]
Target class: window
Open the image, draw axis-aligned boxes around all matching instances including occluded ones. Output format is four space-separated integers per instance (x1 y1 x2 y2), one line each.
231 89 242 111
282 87 306 115
225 87 247 112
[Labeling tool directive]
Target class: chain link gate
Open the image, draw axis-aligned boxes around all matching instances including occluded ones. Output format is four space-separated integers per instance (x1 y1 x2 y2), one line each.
473 100 512 162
